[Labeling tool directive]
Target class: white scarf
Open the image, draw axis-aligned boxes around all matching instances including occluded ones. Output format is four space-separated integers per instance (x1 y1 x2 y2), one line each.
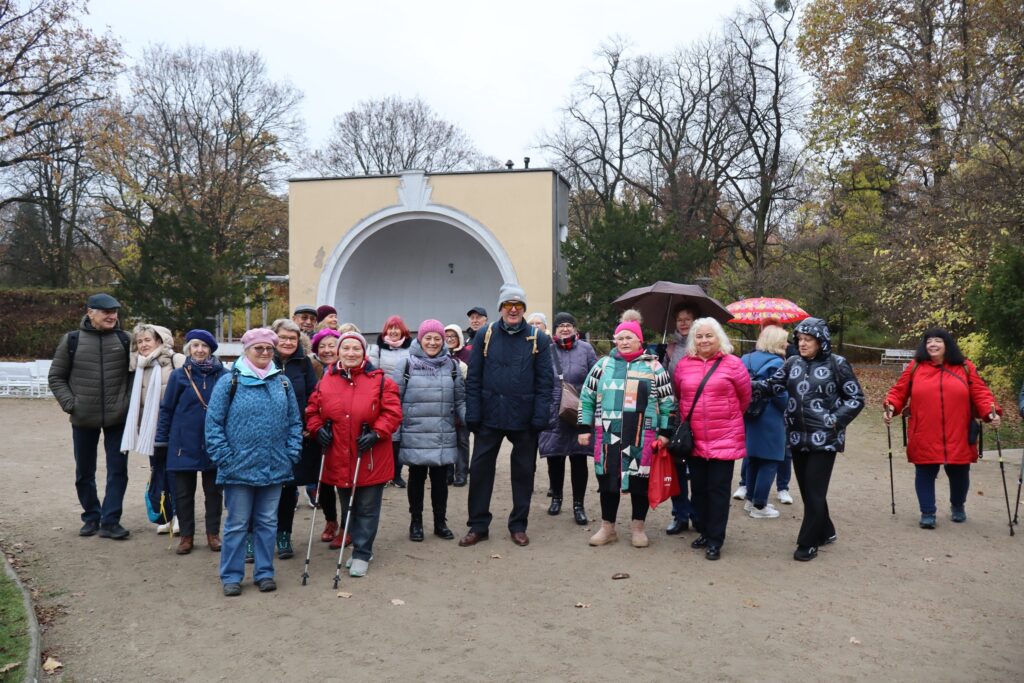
120 352 164 456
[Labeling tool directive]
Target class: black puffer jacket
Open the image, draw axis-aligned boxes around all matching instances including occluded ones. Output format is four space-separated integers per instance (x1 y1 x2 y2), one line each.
759 318 865 454
48 317 132 428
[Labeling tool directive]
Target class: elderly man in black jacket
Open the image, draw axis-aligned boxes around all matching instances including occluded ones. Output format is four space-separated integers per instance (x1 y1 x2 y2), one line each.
459 284 554 548
48 293 134 539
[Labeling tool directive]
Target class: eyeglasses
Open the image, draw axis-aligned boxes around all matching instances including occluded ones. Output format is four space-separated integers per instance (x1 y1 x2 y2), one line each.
501 301 526 311
251 345 275 354
556 323 575 330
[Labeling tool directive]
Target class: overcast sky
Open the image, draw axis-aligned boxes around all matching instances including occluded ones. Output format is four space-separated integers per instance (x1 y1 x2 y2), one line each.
82 0 747 168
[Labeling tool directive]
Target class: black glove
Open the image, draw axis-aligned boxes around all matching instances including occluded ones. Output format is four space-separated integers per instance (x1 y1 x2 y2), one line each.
153 445 168 459
356 430 379 453
466 421 481 434
317 425 333 449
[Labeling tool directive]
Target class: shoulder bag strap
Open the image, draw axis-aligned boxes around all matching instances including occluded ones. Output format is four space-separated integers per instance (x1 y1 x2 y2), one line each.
183 366 208 410
684 357 724 422
550 343 563 379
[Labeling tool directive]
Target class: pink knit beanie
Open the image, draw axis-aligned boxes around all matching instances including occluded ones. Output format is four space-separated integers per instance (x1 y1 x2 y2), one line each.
613 320 644 343
241 327 278 350
417 319 446 343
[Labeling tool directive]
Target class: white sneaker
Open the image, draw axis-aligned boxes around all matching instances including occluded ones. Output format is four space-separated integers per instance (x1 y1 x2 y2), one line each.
345 554 373 568
750 503 780 519
349 558 370 577
743 499 753 512
732 485 747 500
156 522 170 534
777 489 794 505
172 516 180 535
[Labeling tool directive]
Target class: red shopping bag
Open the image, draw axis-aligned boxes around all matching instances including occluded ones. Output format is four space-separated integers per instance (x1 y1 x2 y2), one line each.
648 441 680 509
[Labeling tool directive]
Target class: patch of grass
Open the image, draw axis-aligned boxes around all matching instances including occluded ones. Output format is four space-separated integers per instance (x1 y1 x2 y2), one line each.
0 569 30 683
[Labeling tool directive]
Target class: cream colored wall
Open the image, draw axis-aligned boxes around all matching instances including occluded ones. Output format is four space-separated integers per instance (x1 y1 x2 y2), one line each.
429 172 554 321
288 171 555 320
288 177 400 306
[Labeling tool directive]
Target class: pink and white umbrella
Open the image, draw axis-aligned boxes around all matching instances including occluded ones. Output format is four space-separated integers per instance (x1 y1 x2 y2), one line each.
726 297 809 325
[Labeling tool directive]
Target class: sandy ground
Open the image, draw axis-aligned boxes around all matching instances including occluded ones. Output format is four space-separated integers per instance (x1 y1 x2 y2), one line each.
1 397 1023 682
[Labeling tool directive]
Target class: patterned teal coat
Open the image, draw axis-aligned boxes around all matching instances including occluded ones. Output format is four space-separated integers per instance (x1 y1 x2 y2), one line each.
578 351 677 491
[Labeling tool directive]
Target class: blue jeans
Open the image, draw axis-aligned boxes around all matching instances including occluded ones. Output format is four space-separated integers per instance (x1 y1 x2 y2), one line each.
338 483 385 562
670 459 694 522
745 457 780 508
915 464 970 514
777 447 792 491
72 424 128 526
221 484 282 585
740 450 792 492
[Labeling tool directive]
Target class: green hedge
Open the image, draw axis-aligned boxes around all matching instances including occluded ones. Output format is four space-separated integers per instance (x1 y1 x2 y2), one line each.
0 288 91 359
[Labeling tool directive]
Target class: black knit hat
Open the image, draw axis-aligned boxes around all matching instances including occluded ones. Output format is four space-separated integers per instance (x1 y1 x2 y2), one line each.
553 312 577 328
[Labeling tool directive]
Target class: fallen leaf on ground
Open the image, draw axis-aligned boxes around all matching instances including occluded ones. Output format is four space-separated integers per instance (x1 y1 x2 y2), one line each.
70 592 85 598
42 656 63 673
0 662 21 674
490 554 502 559
611 572 630 580
51 527 62 531
575 602 591 608
336 591 352 599
742 599 760 608
849 637 861 645
924 557 934 562
390 598 405 606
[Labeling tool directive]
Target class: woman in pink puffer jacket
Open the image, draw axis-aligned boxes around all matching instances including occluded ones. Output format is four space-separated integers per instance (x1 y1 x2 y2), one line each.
673 317 751 560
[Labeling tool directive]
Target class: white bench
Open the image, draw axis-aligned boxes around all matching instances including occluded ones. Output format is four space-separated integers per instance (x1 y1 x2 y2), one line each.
881 349 914 365
0 362 39 397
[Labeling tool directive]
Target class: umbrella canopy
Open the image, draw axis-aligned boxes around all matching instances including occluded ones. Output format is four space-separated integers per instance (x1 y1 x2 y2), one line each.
612 281 733 339
726 297 809 325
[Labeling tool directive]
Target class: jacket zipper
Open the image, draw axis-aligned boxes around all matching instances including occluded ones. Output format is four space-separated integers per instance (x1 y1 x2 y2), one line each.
938 369 948 464
99 331 106 425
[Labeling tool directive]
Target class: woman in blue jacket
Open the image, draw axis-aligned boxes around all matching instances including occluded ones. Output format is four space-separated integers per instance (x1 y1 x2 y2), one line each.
156 329 227 554
205 328 302 597
740 326 789 519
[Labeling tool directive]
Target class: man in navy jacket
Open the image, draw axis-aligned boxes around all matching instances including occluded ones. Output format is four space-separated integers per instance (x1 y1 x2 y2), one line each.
459 284 554 548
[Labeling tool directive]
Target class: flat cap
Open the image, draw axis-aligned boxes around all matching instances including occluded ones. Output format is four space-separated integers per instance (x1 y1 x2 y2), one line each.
87 293 121 310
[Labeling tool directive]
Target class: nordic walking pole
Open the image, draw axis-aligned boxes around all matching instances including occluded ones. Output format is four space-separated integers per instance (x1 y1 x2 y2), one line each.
885 406 896 514
992 410 1014 537
333 424 370 590
301 420 331 586
1013 450 1023 526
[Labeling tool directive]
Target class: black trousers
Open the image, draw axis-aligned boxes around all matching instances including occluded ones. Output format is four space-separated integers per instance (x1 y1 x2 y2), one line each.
599 476 649 523
546 454 589 501
687 456 735 548
454 426 470 477
407 464 449 521
792 450 837 548
466 427 537 534
172 470 222 536
277 485 297 534
318 484 338 523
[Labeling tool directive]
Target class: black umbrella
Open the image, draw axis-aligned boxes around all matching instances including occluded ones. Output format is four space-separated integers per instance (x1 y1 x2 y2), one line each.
612 281 732 341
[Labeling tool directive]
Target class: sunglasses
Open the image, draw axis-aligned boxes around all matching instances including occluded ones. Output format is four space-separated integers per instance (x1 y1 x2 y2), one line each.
251 345 275 354
501 301 526 311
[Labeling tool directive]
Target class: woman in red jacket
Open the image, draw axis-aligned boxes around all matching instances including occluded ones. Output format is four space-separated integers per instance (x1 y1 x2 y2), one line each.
884 328 1002 529
305 331 402 577
673 317 752 560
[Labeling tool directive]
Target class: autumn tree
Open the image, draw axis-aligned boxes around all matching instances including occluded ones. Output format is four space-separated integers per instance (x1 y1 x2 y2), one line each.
310 96 495 175
0 0 120 181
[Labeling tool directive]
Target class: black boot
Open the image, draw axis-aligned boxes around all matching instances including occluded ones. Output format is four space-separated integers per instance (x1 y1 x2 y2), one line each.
409 514 424 542
547 497 562 516
572 500 588 525
433 514 455 540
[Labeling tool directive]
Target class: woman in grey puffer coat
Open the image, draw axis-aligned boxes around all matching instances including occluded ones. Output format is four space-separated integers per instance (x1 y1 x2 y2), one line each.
392 319 466 542
539 312 598 525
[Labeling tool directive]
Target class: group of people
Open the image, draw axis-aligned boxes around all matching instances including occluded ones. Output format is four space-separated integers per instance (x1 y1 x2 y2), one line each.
48 287 1019 596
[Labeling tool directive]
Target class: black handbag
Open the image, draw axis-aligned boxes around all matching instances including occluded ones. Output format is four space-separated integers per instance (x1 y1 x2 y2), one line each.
667 358 723 461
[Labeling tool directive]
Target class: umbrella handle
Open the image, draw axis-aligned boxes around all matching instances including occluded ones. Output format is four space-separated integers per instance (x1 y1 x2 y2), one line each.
661 295 673 344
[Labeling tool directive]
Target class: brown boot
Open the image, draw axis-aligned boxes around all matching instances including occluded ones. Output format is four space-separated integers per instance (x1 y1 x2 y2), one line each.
630 520 649 548
206 534 221 552
588 521 618 546
176 535 194 555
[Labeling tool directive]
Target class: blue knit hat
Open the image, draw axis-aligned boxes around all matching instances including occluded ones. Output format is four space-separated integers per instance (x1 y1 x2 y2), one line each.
184 329 218 353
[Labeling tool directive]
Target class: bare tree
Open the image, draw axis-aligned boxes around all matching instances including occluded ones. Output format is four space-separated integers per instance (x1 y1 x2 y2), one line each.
310 96 495 175
90 45 303 272
0 0 120 180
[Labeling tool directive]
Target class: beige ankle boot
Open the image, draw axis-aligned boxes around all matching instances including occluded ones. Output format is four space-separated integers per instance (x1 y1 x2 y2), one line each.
588 521 618 546
630 519 649 547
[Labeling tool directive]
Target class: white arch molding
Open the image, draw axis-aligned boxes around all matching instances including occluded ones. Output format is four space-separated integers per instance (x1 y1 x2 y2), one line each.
316 173 518 312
